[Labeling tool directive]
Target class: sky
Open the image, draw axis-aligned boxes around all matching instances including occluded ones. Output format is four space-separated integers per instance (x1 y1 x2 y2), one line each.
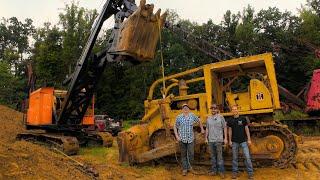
0 0 307 28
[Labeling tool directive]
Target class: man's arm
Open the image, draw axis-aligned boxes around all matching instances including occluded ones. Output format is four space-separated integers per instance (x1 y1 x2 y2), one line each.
228 127 232 147
199 118 205 134
205 120 209 143
193 114 205 133
174 119 180 142
245 125 252 145
222 116 228 145
224 126 228 145
244 116 252 145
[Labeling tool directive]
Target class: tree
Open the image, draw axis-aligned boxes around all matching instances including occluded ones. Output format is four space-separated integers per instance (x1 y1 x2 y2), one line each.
32 23 64 87
219 10 240 55
59 2 98 75
307 0 320 16
0 17 34 75
0 61 22 107
0 17 34 108
235 5 258 56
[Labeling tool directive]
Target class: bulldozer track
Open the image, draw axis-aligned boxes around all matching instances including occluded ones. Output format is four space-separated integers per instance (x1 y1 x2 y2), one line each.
145 122 298 168
250 122 297 168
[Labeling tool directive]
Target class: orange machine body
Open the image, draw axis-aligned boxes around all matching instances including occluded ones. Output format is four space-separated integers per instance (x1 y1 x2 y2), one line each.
27 87 54 125
27 87 94 126
82 97 95 125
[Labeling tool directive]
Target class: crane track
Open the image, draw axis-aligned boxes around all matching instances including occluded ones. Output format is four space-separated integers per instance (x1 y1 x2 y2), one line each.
249 122 298 168
16 133 80 155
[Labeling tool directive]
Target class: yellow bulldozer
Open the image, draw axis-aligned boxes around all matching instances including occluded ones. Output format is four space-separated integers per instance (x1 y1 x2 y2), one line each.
118 53 298 168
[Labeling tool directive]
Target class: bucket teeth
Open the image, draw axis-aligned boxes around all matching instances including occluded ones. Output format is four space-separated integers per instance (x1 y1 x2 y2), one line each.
151 9 161 22
139 0 146 8
109 0 167 62
160 11 167 22
155 9 161 17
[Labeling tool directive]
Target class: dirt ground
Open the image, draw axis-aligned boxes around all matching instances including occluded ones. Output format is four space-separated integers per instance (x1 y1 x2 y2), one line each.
75 137 320 180
0 105 319 180
0 105 90 180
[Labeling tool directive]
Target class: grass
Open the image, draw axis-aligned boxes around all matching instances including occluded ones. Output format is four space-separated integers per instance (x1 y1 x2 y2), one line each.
79 147 109 157
295 124 320 136
78 145 118 163
274 110 309 120
138 166 153 174
122 119 140 130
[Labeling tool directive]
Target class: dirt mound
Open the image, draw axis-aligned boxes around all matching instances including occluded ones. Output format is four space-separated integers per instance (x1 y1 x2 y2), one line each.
0 105 25 143
0 105 90 179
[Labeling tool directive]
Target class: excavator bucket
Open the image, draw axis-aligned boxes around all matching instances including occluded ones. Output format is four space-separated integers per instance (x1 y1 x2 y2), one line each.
109 0 167 62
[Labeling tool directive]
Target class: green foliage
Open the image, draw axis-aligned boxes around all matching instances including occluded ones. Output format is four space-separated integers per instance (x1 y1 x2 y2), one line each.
30 2 98 88
0 61 23 107
0 17 33 108
32 24 64 87
235 5 257 56
122 120 139 130
0 62 14 101
307 0 320 16
299 8 320 44
274 110 309 120
59 3 98 74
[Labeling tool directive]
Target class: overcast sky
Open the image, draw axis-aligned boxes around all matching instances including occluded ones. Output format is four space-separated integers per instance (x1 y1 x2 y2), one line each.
0 0 306 27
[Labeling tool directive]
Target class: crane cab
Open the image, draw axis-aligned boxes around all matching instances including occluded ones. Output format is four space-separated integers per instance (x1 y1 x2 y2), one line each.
205 53 280 116
26 87 94 128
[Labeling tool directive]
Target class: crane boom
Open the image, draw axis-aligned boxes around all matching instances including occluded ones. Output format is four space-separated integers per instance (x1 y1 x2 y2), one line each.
165 23 234 61
57 0 134 128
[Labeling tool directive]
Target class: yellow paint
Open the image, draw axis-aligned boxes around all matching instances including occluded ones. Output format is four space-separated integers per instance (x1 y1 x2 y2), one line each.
226 91 251 111
250 79 273 110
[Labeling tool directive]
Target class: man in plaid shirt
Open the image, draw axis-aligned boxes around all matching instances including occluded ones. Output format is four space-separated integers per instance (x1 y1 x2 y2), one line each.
174 103 205 176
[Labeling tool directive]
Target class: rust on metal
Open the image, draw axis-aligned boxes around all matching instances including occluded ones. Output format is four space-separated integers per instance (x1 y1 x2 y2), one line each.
109 0 167 62
97 132 113 147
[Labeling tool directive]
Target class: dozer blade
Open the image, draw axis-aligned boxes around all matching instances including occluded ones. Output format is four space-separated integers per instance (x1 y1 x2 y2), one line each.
96 132 113 147
109 0 167 62
117 132 205 164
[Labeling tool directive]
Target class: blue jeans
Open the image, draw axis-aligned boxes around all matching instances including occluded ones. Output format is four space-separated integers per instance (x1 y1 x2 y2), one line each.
208 142 225 173
179 141 194 170
232 142 253 176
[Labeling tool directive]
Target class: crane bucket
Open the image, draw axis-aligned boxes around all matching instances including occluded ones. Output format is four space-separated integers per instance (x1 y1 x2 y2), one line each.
109 0 167 62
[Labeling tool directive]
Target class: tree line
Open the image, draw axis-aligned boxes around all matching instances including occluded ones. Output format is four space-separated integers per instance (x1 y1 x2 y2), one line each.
0 0 319 119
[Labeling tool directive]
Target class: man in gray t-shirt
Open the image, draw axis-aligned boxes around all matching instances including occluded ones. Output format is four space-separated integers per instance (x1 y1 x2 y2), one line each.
205 104 228 178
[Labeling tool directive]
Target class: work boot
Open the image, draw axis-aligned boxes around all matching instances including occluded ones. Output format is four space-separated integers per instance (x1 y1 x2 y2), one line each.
188 168 195 174
208 171 217 176
182 170 187 176
219 172 225 179
248 174 254 180
232 173 238 179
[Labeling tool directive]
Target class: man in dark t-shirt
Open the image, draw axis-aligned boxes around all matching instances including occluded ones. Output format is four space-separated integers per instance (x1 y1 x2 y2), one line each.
227 105 254 180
